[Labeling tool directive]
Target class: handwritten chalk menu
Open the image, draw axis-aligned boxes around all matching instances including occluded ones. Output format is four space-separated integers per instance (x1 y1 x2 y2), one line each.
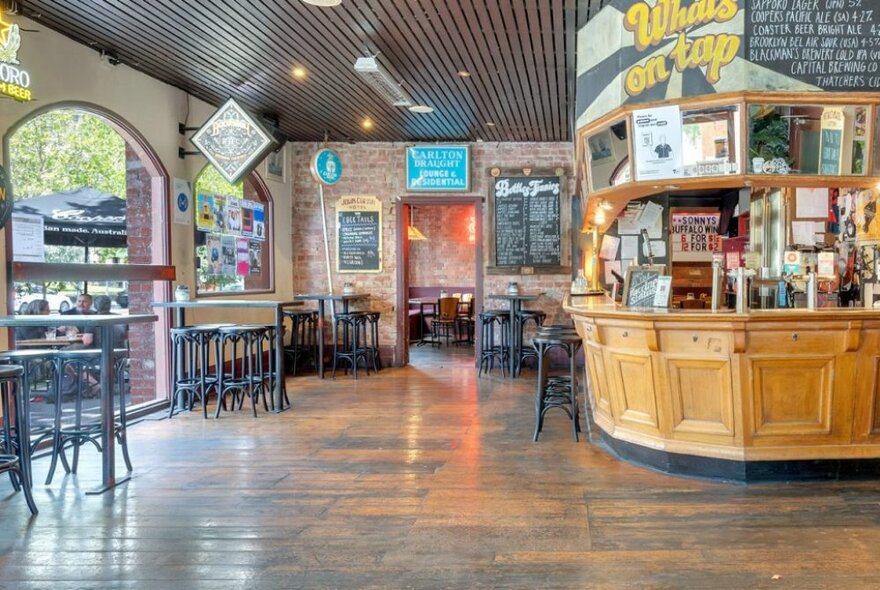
493 176 561 267
623 267 664 308
336 195 382 273
745 0 880 91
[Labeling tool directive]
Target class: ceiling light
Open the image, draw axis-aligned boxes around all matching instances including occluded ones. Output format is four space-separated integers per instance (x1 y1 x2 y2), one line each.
292 66 307 79
485 121 495 127
361 117 374 130
457 70 471 78
408 105 434 114
301 0 342 6
354 56 412 107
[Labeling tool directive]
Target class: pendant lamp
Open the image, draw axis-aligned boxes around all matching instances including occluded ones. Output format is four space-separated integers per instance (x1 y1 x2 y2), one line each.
408 205 427 240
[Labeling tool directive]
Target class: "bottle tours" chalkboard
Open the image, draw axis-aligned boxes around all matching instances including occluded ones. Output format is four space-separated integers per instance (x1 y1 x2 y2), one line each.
493 176 562 268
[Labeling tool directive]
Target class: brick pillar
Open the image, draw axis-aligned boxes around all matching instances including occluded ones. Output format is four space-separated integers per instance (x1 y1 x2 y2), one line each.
125 143 155 405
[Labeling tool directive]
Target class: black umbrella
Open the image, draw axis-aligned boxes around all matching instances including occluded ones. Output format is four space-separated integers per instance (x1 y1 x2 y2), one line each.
12 187 127 248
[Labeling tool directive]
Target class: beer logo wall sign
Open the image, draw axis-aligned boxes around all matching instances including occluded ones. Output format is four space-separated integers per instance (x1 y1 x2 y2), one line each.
191 98 275 184
311 148 342 186
0 13 33 102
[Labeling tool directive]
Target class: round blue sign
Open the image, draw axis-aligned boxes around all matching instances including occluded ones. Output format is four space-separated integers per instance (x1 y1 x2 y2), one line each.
311 148 342 185
177 192 189 213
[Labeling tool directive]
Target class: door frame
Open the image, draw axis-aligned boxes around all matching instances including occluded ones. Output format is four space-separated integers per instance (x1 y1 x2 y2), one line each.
395 196 483 366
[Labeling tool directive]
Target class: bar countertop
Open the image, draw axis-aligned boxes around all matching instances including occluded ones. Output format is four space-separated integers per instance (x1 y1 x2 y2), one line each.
563 293 880 481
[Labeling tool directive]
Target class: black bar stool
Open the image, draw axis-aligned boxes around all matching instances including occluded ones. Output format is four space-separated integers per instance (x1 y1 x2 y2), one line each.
168 326 203 418
255 323 288 411
216 325 268 418
0 349 58 483
515 309 547 376
332 312 371 379
0 365 38 515
364 312 382 372
533 329 583 442
283 310 318 376
45 348 132 485
188 323 235 417
478 311 510 377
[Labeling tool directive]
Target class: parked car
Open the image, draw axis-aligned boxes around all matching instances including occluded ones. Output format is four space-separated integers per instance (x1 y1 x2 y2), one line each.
15 291 72 314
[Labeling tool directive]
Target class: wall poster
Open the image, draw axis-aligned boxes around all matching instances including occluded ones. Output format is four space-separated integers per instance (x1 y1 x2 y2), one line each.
632 105 683 181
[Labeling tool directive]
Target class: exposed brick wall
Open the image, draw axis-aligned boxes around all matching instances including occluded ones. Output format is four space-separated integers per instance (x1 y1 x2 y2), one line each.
409 205 475 287
125 143 155 405
289 142 575 365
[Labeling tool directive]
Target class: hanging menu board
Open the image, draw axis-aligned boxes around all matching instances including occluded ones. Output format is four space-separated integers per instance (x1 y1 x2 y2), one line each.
745 0 880 91
493 176 562 268
337 195 382 273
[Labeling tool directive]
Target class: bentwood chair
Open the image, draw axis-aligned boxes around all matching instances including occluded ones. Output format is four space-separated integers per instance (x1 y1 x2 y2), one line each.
430 297 460 346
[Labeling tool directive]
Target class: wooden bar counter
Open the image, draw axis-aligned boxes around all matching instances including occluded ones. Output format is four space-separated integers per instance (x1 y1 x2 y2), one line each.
564 295 880 481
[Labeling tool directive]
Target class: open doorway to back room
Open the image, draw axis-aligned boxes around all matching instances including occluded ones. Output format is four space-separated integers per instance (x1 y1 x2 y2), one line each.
399 199 482 368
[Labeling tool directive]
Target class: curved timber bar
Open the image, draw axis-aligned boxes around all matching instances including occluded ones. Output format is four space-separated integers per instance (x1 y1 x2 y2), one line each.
564 295 880 481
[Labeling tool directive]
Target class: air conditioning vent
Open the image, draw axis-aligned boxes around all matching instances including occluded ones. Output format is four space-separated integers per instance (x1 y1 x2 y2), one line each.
354 56 412 107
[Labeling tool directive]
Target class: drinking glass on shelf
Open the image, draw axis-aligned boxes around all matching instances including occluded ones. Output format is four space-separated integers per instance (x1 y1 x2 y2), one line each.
45 327 57 340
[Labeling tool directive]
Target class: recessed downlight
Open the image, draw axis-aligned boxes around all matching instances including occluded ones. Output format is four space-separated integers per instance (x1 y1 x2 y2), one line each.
457 70 471 78
485 121 496 127
408 105 434 114
292 66 307 79
301 0 342 6
361 117 374 130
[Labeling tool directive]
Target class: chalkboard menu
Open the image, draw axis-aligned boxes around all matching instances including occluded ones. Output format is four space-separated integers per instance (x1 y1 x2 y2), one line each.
493 176 562 267
819 128 843 175
623 266 664 308
337 195 382 273
745 0 880 91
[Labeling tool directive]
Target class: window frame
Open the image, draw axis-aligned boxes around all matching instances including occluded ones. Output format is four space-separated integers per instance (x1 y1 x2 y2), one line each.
192 166 275 297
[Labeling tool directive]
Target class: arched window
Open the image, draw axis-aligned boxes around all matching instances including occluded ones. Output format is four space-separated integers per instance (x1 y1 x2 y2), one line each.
193 165 273 295
6 103 172 410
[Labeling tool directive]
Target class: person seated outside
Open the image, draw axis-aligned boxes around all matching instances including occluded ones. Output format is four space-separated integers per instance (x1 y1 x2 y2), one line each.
92 295 128 348
15 299 50 341
60 293 95 347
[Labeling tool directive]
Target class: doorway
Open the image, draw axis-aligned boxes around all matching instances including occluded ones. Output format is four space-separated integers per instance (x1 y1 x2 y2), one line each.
395 197 482 367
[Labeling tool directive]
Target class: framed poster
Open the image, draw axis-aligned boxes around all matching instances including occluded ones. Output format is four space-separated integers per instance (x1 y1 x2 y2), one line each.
264 144 287 183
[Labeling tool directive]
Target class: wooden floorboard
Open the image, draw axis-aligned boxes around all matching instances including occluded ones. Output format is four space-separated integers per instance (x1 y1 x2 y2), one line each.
2 347 880 588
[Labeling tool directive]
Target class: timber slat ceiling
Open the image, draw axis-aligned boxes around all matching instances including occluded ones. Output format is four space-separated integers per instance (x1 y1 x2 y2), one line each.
17 0 600 143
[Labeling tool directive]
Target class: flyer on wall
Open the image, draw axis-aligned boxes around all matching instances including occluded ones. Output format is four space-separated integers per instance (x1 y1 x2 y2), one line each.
632 105 682 181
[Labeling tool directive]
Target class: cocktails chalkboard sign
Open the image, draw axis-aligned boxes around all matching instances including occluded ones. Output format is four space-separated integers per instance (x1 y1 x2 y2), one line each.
336 195 382 273
622 265 666 308
493 176 562 268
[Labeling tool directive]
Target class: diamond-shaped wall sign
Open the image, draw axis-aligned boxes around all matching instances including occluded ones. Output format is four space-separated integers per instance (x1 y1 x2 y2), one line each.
190 98 276 184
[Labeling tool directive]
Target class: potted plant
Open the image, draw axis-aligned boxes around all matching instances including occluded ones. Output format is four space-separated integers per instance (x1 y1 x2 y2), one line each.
749 107 791 173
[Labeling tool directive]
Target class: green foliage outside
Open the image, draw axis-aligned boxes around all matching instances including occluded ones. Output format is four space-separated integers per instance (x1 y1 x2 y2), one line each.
194 166 245 293
8 109 128 299
9 109 126 199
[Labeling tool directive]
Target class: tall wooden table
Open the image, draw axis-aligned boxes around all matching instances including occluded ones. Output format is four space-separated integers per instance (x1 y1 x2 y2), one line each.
153 300 302 412
293 293 370 378
487 293 543 378
0 313 157 494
